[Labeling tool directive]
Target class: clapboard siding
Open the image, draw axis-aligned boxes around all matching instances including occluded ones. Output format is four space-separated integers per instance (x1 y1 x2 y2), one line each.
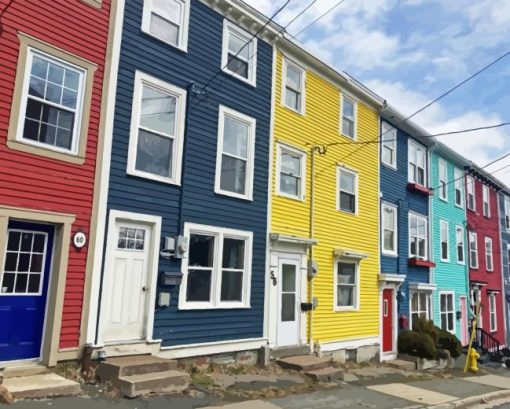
106 0 272 346
498 192 510 345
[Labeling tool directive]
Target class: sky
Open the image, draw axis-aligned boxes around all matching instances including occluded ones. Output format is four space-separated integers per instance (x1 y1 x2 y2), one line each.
247 0 510 185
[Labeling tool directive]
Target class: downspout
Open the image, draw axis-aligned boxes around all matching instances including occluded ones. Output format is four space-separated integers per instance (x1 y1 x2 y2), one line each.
428 141 438 287
308 145 316 352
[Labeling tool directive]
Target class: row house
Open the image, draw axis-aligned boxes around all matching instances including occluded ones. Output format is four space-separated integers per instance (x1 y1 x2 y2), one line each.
499 190 510 345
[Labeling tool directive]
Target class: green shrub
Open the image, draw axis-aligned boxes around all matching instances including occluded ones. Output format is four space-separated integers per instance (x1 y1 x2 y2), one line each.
436 328 462 358
412 317 438 344
398 330 437 359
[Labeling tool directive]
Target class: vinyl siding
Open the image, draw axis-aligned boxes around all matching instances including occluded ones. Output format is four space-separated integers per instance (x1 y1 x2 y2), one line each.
498 192 510 345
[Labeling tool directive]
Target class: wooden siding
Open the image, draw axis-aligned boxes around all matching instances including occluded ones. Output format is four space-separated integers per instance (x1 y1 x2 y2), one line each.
0 0 111 348
498 192 510 345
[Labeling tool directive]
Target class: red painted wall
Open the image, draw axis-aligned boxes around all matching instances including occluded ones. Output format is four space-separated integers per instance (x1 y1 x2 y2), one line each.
466 174 505 345
0 0 111 349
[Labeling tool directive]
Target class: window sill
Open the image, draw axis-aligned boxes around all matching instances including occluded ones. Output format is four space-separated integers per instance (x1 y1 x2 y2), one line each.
339 132 356 141
408 258 436 268
334 306 359 312
337 209 357 216
382 251 399 258
127 168 181 186
407 183 433 196
276 192 305 202
178 303 251 310
221 68 256 88
439 197 448 203
80 0 102 8
140 29 188 54
282 103 305 116
381 162 397 171
215 189 253 202
7 139 85 165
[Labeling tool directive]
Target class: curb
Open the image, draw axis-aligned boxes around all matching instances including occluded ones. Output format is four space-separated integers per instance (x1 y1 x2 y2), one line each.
430 390 510 409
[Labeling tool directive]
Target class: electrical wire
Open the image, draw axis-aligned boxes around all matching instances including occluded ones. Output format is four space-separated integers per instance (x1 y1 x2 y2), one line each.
285 0 319 30
293 0 347 38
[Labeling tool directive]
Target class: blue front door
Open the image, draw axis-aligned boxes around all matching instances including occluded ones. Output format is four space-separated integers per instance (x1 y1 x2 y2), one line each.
0 221 54 362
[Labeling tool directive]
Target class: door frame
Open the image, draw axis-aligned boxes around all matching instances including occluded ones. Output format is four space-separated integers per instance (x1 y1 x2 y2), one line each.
276 256 302 348
378 274 404 361
459 295 469 346
96 210 161 347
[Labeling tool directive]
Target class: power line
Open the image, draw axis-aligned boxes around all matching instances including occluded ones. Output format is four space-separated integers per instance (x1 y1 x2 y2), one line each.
293 0 348 38
285 0 319 30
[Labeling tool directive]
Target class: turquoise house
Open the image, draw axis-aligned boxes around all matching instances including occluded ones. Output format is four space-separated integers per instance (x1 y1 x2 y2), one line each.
431 143 470 345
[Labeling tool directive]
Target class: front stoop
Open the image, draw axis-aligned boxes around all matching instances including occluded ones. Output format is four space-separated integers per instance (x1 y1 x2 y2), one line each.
277 355 331 372
1 373 81 400
96 355 189 398
387 359 417 371
305 367 344 382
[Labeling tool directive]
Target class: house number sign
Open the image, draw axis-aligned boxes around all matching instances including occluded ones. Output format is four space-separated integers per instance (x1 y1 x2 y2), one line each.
73 231 87 249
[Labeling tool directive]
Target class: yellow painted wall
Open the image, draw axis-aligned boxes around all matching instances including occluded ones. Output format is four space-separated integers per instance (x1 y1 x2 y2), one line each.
271 52 380 344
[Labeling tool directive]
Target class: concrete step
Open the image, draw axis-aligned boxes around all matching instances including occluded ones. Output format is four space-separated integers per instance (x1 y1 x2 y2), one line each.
387 359 416 371
277 355 331 372
2 364 50 380
271 345 311 360
305 366 344 382
1 373 81 400
117 370 189 398
96 355 178 380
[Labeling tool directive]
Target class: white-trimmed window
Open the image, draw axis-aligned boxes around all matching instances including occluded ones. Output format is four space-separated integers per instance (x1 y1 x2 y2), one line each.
222 20 257 86
337 167 357 214
382 203 398 255
467 176 475 211
504 195 510 230
408 140 426 185
440 220 449 262
141 0 190 51
439 292 455 333
215 106 256 200
469 231 478 269
409 213 428 259
489 292 497 332
454 168 464 207
276 143 306 200
410 291 431 329
19 49 85 154
507 244 510 278
340 94 357 139
180 224 252 309
381 122 397 168
334 260 359 310
439 159 448 201
485 237 493 271
482 185 490 218
456 225 465 264
127 71 186 185
283 59 305 114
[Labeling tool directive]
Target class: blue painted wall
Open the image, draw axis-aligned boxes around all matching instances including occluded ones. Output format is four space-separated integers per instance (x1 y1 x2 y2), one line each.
104 0 273 346
498 191 510 345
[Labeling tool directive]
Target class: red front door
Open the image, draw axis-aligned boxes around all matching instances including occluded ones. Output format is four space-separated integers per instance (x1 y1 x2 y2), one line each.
382 289 394 353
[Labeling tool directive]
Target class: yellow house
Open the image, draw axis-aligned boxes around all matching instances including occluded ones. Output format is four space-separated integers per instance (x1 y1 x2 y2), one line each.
266 40 385 362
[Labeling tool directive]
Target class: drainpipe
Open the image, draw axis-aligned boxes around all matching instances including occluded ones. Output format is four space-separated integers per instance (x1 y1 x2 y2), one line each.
308 145 316 352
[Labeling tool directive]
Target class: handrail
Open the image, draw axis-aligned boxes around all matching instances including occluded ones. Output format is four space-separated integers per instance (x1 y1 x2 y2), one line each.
469 325 501 362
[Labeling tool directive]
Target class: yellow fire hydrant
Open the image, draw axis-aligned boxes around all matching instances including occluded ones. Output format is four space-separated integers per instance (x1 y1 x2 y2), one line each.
468 348 480 373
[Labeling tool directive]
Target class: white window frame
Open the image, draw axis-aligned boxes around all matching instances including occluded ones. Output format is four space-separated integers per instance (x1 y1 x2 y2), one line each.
504 195 510 230
489 292 497 332
454 168 464 208
126 71 187 185
466 176 476 211
485 237 494 272
282 57 306 115
409 212 428 260
507 243 510 279
17 48 86 156
179 223 253 310
440 220 449 262
221 20 257 86
456 225 465 265
333 259 360 311
438 159 448 201
214 105 256 200
340 93 357 140
141 0 191 52
408 139 427 186
410 291 431 329
381 203 398 256
469 231 478 269
439 291 456 334
275 142 306 201
337 166 358 215
482 185 490 218
381 122 397 169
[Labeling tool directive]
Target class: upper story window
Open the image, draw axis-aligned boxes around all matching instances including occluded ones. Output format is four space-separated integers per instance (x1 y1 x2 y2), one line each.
335 260 359 311
222 20 257 86
485 237 493 271
127 72 187 185
276 143 306 200
215 106 256 200
340 94 357 140
454 168 464 207
408 140 426 186
507 244 510 278
489 292 497 332
283 59 305 114
439 159 448 201
456 225 465 264
505 195 510 230
409 213 427 260
440 220 449 262
337 167 357 214
482 185 490 218
381 122 397 168
382 203 398 255
142 0 190 51
469 231 478 269
466 176 475 211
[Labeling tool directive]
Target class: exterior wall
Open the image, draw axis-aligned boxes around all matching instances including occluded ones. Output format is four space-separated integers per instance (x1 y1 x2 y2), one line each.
498 192 510 345
430 152 468 340
105 0 272 347
0 0 111 350
271 52 380 345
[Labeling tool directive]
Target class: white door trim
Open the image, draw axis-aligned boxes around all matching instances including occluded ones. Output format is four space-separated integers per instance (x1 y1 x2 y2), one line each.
379 279 402 361
96 210 161 347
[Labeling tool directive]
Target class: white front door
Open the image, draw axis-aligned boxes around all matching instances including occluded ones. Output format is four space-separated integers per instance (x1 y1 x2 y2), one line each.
276 258 301 347
103 222 151 343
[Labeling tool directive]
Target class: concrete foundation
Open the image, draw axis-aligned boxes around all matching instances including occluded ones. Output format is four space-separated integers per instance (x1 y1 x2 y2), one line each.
323 344 380 364
179 349 259 369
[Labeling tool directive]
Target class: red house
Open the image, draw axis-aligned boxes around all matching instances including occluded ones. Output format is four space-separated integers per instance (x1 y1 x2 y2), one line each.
465 166 506 346
0 0 113 366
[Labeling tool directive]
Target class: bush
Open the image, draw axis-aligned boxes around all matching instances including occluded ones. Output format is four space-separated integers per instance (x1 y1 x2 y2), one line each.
437 329 462 358
398 330 437 359
412 317 438 344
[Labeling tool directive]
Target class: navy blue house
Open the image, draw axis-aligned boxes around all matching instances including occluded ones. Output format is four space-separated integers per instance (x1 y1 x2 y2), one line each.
499 190 510 346
89 0 276 358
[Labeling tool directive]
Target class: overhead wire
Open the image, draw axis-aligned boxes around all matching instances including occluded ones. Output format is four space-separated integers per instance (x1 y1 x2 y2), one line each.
292 0 347 38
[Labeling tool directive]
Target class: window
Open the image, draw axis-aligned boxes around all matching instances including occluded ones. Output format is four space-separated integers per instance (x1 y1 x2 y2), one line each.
485 237 493 271
469 232 478 269
127 72 187 185
382 204 398 255
410 292 431 329
1 230 48 295
283 59 305 114
408 140 426 185
454 168 464 207
504 196 510 230
440 220 449 262
335 260 359 310
180 224 252 309
466 176 475 211
489 292 497 332
141 0 190 51
340 94 357 139
507 244 510 278
439 159 447 201
117 227 145 250
456 225 465 264
222 20 257 86
409 213 428 259
381 122 397 168
215 106 256 200
276 143 306 200
337 167 357 214
439 293 455 333
482 185 490 217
